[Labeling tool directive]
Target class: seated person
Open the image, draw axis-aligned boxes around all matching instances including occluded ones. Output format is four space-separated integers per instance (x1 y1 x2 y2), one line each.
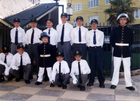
8 44 31 84
51 51 70 89
0 45 13 82
70 50 91 91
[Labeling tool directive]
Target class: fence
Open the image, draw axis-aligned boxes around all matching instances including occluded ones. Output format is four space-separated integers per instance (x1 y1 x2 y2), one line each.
0 22 140 76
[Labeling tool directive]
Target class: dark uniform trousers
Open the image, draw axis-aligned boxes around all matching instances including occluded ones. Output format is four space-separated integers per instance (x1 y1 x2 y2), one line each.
72 43 87 60
88 46 105 84
74 74 88 86
0 64 5 75
11 43 23 55
55 73 69 85
58 42 71 68
9 64 31 80
28 44 39 77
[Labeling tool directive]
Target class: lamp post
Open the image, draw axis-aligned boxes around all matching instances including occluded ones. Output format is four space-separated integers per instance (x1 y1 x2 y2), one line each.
53 0 64 13
66 3 73 23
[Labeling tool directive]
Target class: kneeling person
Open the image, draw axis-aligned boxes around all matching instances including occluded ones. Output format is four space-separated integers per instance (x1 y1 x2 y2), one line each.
51 51 70 89
9 44 31 84
70 50 91 91
35 32 55 86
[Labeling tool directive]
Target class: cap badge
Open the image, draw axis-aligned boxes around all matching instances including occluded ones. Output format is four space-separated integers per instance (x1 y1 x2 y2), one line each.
32 19 34 21
78 16 80 18
63 13 65 15
4 47 7 50
76 51 79 54
58 52 61 55
20 44 22 47
93 19 95 21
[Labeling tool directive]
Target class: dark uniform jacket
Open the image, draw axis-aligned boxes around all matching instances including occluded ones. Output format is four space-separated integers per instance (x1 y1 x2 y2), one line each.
38 43 56 67
110 25 134 58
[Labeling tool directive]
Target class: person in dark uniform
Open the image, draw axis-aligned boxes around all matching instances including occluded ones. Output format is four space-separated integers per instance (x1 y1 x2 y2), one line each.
0 46 13 82
10 18 25 54
110 13 135 91
25 18 42 79
71 16 88 60
86 19 105 88
70 50 91 91
35 32 56 86
51 51 70 89
8 44 31 84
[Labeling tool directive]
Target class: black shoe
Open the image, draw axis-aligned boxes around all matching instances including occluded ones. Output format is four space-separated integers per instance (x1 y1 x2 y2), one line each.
77 85 81 88
58 84 62 87
80 86 85 91
25 80 30 84
62 84 67 89
87 82 93 86
99 84 105 88
0 78 3 82
29 76 33 80
35 81 42 85
15 78 20 82
110 85 116 89
50 83 55 87
126 86 135 91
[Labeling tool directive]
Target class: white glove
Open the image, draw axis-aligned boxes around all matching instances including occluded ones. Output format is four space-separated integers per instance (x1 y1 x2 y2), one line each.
4 67 10 76
73 79 78 84
12 66 19 70
82 70 87 74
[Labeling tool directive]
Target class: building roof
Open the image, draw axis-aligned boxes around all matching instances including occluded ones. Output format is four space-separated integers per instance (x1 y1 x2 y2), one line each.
3 3 56 27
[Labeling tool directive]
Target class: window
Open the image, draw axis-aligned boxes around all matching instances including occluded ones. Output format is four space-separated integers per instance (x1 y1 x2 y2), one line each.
88 0 98 8
88 16 99 24
73 3 82 12
134 9 140 18
106 0 114 4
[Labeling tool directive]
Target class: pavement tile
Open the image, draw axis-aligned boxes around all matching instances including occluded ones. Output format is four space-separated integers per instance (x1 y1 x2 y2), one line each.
0 93 32 100
26 95 58 100
87 93 114 100
0 91 9 97
68 86 92 92
57 98 81 101
94 83 110 88
0 85 19 91
135 82 140 86
115 95 140 101
60 91 89 100
115 89 140 97
12 87 41 95
24 81 48 88
36 89 64 97
44 85 70 91
90 87 114 95
4 80 26 86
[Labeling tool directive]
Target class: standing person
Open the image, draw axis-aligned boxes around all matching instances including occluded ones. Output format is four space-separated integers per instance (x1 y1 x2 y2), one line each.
35 32 56 86
43 18 58 64
9 44 31 84
71 16 88 60
110 13 135 91
56 13 73 67
86 19 105 88
70 50 91 91
0 46 13 82
25 18 42 79
10 18 25 54
51 51 70 89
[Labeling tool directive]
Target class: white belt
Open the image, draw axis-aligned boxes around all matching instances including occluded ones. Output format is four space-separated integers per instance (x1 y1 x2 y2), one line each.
115 43 129 46
40 54 51 57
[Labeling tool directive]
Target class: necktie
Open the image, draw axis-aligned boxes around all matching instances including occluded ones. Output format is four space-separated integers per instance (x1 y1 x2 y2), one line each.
61 25 64 45
20 55 22 67
78 62 82 84
31 29 34 44
79 27 81 42
20 55 23 79
4 55 6 64
15 29 18 45
59 63 61 82
48 29 50 43
93 31 96 45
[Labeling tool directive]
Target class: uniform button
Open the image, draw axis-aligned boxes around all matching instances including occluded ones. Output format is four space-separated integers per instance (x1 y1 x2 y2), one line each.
44 50 45 51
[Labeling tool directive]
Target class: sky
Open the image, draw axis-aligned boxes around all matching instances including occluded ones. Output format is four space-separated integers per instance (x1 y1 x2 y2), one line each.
40 0 67 23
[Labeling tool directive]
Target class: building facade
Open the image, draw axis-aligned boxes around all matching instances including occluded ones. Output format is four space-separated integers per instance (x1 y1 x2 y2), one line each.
67 0 140 26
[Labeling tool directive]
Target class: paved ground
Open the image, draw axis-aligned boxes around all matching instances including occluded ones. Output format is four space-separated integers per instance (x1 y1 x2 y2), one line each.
0 75 139 101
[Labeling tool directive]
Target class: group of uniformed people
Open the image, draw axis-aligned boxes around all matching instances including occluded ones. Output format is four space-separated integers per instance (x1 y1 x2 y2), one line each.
0 12 135 91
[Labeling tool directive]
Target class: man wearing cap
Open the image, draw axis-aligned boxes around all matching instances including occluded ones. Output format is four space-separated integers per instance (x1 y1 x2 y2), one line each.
70 50 91 91
10 18 25 54
8 44 31 84
25 18 42 79
86 19 105 88
51 51 70 89
0 46 13 82
43 18 58 64
35 32 56 86
71 16 88 60
56 13 73 67
110 13 135 91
